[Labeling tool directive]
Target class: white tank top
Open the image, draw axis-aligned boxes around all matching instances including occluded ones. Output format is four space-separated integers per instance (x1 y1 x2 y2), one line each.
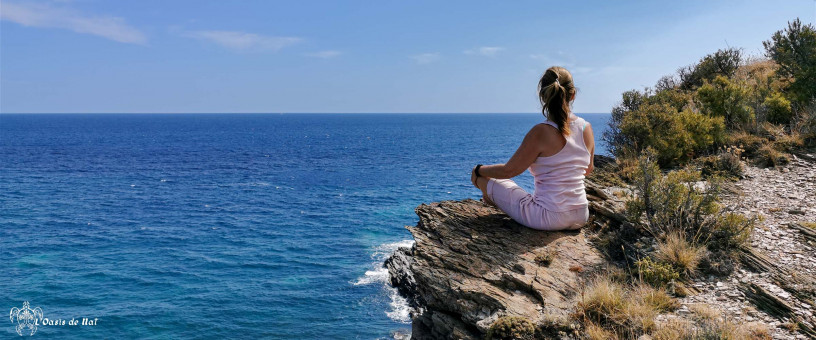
529 115 591 212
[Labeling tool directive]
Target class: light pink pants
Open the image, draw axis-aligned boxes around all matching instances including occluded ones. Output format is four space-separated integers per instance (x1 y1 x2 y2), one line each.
487 178 589 231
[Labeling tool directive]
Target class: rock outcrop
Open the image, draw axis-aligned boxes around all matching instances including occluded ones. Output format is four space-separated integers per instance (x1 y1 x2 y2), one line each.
386 188 615 339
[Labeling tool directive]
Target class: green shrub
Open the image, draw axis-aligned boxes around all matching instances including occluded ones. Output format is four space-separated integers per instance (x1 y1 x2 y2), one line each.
486 316 535 340
763 91 793 124
764 18 816 105
635 257 680 288
697 75 755 128
679 48 743 90
705 213 754 253
611 103 725 168
625 151 755 275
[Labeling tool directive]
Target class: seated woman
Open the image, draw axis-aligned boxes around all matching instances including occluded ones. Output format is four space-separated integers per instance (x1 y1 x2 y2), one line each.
470 66 595 231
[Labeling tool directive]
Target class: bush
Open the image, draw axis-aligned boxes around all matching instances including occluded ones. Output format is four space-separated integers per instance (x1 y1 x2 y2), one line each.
485 316 535 340
764 91 793 124
764 18 816 105
625 151 755 275
697 75 755 128
679 48 743 91
611 103 725 167
635 257 680 288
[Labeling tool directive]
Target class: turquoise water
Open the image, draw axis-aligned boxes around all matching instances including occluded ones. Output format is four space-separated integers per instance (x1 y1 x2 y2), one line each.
0 113 610 339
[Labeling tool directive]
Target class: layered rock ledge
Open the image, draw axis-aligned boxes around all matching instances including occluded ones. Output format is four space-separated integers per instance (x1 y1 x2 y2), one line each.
385 186 618 339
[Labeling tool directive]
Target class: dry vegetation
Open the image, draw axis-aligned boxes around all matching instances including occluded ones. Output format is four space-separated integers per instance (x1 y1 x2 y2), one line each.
572 18 816 339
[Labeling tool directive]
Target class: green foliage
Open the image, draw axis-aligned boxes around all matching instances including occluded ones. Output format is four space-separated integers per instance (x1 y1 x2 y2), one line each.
635 257 680 288
678 48 743 90
605 89 649 156
696 75 755 128
486 316 535 340
764 18 816 105
625 151 755 275
610 101 725 167
604 22 811 170
763 92 793 124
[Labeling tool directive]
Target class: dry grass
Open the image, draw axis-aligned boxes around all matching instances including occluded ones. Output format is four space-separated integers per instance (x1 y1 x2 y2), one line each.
689 303 721 321
652 319 692 340
578 277 626 324
727 130 766 157
740 322 772 340
651 317 772 340
656 233 704 277
632 284 679 312
585 321 618 340
757 144 790 167
774 131 804 152
575 276 677 338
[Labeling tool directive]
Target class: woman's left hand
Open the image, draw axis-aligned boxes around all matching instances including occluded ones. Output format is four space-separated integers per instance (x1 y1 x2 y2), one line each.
471 166 478 188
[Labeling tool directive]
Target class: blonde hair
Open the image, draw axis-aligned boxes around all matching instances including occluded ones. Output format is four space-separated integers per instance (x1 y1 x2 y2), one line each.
538 66 576 136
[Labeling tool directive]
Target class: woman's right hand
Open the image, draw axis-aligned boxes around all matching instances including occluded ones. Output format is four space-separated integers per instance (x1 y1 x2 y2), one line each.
471 166 479 188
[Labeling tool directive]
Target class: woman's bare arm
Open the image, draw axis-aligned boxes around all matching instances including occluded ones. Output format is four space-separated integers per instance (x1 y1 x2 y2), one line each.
478 126 544 179
583 123 595 176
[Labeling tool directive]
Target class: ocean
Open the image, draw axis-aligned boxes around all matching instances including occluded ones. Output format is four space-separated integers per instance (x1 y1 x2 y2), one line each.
0 113 610 339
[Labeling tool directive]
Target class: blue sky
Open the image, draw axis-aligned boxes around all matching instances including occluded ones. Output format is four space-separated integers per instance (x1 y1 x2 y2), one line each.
1 0 813 113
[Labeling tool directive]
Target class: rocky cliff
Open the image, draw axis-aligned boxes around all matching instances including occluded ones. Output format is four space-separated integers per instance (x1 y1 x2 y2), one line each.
385 178 624 339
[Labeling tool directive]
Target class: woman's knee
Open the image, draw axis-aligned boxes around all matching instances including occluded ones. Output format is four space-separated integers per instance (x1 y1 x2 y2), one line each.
476 176 491 191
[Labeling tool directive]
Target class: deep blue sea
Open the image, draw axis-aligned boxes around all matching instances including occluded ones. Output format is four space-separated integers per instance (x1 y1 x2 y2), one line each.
0 113 609 339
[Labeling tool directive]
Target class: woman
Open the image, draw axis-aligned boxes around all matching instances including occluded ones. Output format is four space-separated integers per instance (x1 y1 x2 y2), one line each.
470 66 595 231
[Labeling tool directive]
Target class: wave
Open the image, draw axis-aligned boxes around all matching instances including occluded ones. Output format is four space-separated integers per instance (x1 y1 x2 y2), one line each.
352 239 415 324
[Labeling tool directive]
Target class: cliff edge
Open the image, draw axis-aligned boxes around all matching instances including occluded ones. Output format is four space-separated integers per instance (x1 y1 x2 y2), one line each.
386 178 623 339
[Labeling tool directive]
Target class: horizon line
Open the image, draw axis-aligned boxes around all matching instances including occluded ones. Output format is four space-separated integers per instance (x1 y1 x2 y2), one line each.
0 112 613 115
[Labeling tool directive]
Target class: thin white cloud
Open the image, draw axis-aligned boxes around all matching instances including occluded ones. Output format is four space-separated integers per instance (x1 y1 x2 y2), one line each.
464 46 504 56
410 53 440 64
304 50 342 58
0 1 147 44
184 30 301 51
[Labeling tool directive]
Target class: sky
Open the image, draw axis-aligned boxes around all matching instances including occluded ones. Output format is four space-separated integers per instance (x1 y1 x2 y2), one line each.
0 0 814 114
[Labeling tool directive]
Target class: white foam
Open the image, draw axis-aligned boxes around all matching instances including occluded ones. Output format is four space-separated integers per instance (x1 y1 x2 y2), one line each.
353 267 388 286
385 285 412 323
352 239 415 324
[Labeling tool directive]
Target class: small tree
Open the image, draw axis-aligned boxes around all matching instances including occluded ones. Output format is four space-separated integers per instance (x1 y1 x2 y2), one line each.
763 18 816 105
763 92 793 124
678 48 743 90
696 76 755 128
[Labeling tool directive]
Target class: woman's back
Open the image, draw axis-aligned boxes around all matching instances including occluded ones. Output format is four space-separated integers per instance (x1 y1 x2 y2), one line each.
529 116 590 212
